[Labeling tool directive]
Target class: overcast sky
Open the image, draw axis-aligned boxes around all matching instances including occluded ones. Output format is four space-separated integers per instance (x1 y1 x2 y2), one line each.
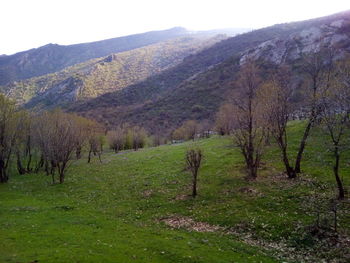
1 0 349 55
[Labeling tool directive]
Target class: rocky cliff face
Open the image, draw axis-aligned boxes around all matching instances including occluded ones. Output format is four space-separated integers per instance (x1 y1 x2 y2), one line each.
240 18 350 64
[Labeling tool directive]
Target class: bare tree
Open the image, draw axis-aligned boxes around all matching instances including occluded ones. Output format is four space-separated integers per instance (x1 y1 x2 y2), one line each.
152 126 165 146
185 148 203 198
294 49 335 173
320 58 350 200
259 65 297 178
15 111 45 175
15 110 32 174
107 127 125 153
33 112 52 179
215 104 235 135
184 120 199 141
231 60 268 179
87 136 102 163
34 110 82 184
87 121 104 163
131 126 147 151
72 114 90 159
173 120 199 141
0 94 20 183
199 119 211 138
172 126 186 141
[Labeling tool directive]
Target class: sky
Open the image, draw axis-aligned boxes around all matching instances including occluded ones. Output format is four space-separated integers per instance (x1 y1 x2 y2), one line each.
1 0 349 55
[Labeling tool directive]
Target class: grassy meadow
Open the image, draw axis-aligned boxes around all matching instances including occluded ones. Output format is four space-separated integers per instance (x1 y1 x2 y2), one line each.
0 121 349 263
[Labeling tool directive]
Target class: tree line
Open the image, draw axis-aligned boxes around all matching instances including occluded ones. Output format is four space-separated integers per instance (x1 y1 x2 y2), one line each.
214 50 350 200
0 102 152 184
1 48 349 201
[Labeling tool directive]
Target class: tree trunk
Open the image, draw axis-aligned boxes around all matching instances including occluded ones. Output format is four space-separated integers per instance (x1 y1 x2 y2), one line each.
26 136 32 172
59 172 65 184
88 148 92 163
294 119 313 173
192 172 197 197
76 146 82 159
50 161 56 184
281 145 296 179
16 152 26 175
58 162 66 184
50 161 56 176
34 154 44 173
51 171 55 184
249 164 258 179
0 159 8 183
26 153 32 172
333 146 345 200
44 160 49 176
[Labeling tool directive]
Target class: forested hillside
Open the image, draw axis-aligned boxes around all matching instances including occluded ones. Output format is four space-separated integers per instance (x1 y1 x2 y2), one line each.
0 27 188 85
71 11 350 133
1 35 224 108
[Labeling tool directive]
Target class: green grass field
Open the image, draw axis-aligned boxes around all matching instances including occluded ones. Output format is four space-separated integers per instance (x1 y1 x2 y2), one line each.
0 121 349 263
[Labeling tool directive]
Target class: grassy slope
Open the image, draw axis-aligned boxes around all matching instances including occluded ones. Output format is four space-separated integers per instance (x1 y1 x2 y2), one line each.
0 121 349 263
0 27 188 86
3 35 219 108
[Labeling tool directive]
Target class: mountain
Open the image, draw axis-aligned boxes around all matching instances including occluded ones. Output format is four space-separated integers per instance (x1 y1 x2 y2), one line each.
70 11 350 133
1 35 225 108
0 27 188 85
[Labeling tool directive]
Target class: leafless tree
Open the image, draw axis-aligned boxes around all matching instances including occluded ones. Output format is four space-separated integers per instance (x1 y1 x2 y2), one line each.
172 126 186 141
215 104 236 135
199 119 211 138
87 122 104 163
182 120 199 141
152 126 164 146
259 65 297 178
71 114 90 159
231 60 268 179
173 120 199 141
0 94 21 183
15 111 37 174
294 49 335 173
107 127 125 153
186 148 203 197
320 58 350 200
34 110 82 184
131 126 147 151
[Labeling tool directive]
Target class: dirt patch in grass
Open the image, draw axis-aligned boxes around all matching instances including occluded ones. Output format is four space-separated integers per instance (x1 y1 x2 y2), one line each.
173 194 191 201
142 189 153 198
160 215 221 232
238 187 263 197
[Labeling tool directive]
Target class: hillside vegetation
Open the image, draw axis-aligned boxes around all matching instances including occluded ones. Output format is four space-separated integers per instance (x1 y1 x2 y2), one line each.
71 11 350 134
0 27 189 85
0 122 349 262
1 35 224 108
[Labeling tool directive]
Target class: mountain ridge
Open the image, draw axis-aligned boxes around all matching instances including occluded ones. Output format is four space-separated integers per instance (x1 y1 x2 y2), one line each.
69 10 350 133
0 27 188 85
15 35 226 109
